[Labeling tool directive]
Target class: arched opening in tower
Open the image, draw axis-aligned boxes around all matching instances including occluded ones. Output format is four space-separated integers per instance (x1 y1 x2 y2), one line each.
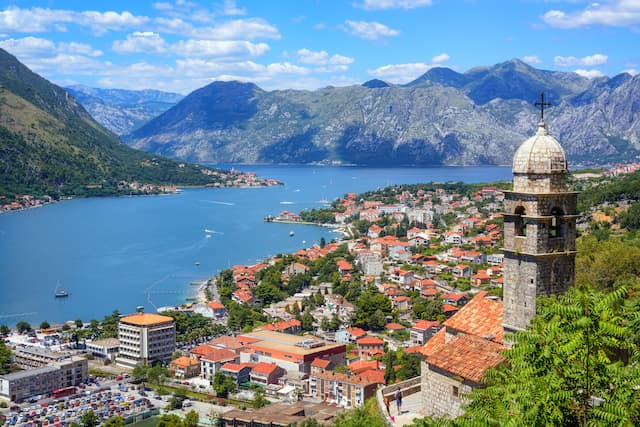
514 205 526 237
550 206 563 238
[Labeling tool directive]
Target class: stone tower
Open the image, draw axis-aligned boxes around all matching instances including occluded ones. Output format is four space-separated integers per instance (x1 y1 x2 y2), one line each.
502 120 577 334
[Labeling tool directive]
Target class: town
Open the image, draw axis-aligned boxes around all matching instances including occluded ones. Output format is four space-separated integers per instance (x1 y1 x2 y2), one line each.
1 154 639 427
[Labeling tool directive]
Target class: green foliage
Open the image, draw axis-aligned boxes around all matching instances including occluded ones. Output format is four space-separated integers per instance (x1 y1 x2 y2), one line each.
156 414 184 427
252 388 269 408
80 410 98 427
0 341 12 375
333 398 386 427
577 170 640 212
183 410 199 427
576 235 640 291
39 321 50 330
0 325 9 335
384 351 396 384
15 321 31 333
618 202 640 230
354 288 392 331
417 286 640 427
102 416 124 427
213 372 236 398
300 208 336 224
412 297 443 321
163 310 228 343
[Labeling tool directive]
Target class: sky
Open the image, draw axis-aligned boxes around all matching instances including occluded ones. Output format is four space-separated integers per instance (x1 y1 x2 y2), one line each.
0 0 639 95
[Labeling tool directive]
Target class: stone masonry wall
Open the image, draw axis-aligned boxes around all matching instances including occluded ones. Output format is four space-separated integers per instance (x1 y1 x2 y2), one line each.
421 361 473 419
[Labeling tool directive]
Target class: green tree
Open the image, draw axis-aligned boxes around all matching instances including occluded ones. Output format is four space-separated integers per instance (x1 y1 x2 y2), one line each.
422 286 640 427
301 311 314 332
354 289 392 331
0 325 9 335
102 416 124 427
147 364 169 387
0 341 12 375
384 351 396 384
39 321 50 330
213 372 236 398
16 321 31 334
619 202 640 230
252 388 269 408
132 365 148 384
74 319 83 329
80 410 98 427
183 410 199 427
333 399 386 427
157 414 183 427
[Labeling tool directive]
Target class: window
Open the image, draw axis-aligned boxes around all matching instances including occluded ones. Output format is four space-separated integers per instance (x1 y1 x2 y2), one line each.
514 206 526 236
452 385 459 397
550 207 563 238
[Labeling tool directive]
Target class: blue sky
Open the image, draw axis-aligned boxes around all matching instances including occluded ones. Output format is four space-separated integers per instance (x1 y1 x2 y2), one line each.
0 0 639 94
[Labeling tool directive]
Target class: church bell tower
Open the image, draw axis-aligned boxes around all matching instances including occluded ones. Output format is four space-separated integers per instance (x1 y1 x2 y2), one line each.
502 98 578 333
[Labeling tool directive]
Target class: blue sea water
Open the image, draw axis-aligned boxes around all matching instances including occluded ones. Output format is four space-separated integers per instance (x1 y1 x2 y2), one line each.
0 165 510 325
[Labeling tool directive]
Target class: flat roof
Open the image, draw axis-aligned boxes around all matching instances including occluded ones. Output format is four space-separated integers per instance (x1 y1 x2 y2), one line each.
88 338 120 347
0 366 59 381
240 330 344 357
120 312 174 326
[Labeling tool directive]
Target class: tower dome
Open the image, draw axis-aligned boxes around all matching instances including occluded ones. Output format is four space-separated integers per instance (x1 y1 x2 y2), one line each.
513 122 567 175
512 122 568 193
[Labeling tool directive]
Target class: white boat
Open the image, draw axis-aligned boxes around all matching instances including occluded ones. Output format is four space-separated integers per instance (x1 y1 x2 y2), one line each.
289 231 295 237
54 282 69 298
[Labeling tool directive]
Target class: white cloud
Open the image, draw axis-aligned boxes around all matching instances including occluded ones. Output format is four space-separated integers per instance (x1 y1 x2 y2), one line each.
220 0 247 16
554 53 608 67
344 20 400 40
354 0 432 10
330 54 355 65
523 55 542 64
431 53 450 64
193 18 280 40
0 36 102 58
368 62 432 83
543 1 640 28
297 48 329 65
172 39 270 58
313 23 327 30
574 69 605 78
79 10 149 34
622 68 638 76
296 49 354 73
0 7 75 33
112 32 168 54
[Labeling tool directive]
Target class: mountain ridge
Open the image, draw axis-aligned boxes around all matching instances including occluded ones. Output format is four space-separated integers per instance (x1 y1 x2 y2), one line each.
87 58 639 166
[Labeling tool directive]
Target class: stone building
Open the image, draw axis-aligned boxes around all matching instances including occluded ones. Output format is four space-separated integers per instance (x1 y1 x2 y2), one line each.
419 117 577 417
502 121 577 333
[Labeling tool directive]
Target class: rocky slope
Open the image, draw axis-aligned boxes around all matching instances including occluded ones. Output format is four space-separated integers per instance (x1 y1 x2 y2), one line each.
0 48 240 197
65 85 183 135
122 59 640 166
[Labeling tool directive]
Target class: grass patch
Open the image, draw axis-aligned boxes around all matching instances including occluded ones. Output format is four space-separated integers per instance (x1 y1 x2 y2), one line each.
89 368 118 378
130 416 159 427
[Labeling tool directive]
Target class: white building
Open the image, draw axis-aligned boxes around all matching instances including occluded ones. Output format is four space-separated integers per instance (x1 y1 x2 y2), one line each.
116 312 176 368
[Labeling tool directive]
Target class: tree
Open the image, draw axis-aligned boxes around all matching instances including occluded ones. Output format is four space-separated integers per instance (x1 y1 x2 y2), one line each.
213 372 236 398
40 321 50 330
80 410 98 427
16 321 31 334
420 286 640 427
252 388 269 408
74 319 83 328
354 289 392 331
0 341 12 375
320 237 326 248
0 325 10 335
102 416 124 427
333 399 386 427
157 414 183 427
132 365 148 384
384 351 396 384
147 364 169 387
301 311 314 332
183 410 199 427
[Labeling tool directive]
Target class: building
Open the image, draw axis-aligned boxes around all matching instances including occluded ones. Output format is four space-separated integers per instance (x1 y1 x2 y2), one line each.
116 312 176 368
12 346 72 369
0 356 88 403
220 363 253 385
200 348 237 381
356 337 384 359
86 338 120 361
418 115 577 419
309 369 383 407
410 320 442 346
238 330 346 375
250 362 285 385
170 356 201 379
502 120 577 333
220 401 342 426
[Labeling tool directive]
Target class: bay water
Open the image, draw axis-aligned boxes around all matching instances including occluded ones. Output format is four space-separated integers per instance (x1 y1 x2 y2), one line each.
0 165 510 325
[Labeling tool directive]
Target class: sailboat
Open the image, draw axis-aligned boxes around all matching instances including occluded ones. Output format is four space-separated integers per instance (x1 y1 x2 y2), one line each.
54 282 69 298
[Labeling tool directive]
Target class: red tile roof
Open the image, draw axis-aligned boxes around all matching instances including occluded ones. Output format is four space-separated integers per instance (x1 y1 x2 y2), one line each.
221 362 254 373
199 347 237 363
443 291 504 342
252 362 279 375
346 327 366 338
426 333 504 383
384 323 406 331
171 356 200 368
419 328 447 358
412 320 440 331
208 301 226 310
357 337 384 346
311 358 332 369
348 360 379 374
358 369 386 385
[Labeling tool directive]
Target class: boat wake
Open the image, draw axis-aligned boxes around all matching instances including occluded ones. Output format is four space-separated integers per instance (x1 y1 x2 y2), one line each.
200 200 235 206
204 228 224 235
280 201 295 205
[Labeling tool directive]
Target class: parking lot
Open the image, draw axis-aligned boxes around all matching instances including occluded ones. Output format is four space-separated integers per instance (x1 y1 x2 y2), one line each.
1 376 166 427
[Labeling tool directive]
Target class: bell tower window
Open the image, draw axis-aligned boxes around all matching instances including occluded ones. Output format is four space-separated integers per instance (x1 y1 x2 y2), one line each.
514 206 526 236
550 207 563 238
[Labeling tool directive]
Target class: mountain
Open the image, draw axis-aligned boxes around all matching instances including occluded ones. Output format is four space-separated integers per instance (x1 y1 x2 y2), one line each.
123 58 640 166
0 48 247 198
65 85 183 135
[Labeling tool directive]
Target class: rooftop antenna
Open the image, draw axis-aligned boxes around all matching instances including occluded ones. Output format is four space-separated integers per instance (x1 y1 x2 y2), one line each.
534 92 552 122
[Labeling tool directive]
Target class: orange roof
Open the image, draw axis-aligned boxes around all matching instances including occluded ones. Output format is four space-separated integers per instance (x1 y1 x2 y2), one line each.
208 301 226 310
120 312 174 326
311 358 332 369
404 345 423 354
358 368 386 385
208 335 246 350
384 323 405 330
171 356 199 368
221 362 252 372
426 333 504 383
312 369 380 386
443 291 504 342
336 260 353 271
442 304 459 313
252 362 279 375
412 320 440 331
348 360 379 374
357 337 384 346
420 327 447 358
199 347 237 363
346 327 366 338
